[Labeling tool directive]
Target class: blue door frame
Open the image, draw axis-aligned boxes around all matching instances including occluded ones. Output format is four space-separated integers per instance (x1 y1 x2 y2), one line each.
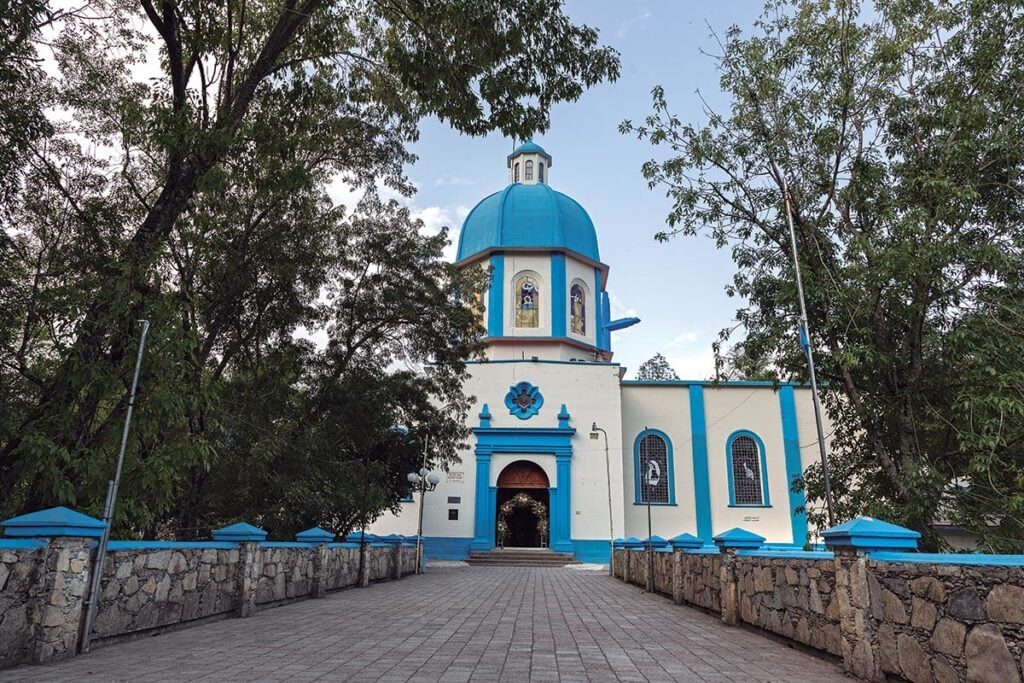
470 409 575 554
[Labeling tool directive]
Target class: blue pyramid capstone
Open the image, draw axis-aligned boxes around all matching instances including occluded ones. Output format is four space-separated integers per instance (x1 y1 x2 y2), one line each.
713 527 766 550
822 516 920 551
1 506 106 538
211 522 267 542
295 527 334 543
668 533 703 549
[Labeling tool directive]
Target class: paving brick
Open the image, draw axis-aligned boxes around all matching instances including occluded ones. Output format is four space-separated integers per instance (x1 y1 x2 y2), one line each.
0 566 846 681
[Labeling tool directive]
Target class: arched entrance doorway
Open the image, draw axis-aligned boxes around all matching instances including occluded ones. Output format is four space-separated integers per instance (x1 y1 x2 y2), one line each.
496 461 549 548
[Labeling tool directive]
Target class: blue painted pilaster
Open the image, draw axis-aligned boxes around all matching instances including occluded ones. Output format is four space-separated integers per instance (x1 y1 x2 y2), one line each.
689 385 713 543
471 450 493 551
779 386 809 546
552 455 573 552
487 253 504 337
551 253 566 336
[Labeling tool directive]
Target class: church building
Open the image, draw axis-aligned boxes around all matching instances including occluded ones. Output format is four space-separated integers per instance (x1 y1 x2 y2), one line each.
370 141 826 562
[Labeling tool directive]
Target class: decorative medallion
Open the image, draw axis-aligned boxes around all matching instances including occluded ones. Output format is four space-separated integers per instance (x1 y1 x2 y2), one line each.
504 381 544 420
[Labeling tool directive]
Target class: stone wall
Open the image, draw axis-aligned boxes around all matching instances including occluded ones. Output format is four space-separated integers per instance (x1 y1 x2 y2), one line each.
868 560 1024 682
614 545 1024 682
677 551 720 612
736 555 842 656
0 530 418 670
0 544 44 667
90 545 239 639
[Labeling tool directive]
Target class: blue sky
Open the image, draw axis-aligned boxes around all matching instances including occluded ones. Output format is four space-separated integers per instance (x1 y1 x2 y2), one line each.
395 1 769 378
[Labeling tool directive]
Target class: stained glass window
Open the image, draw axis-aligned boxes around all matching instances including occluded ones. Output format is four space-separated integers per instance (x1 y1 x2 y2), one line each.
515 275 539 328
539 162 545 183
525 160 534 180
570 284 586 335
514 162 520 182
730 435 764 505
638 434 670 504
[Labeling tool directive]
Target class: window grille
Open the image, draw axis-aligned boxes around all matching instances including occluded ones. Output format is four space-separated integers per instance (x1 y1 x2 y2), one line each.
525 160 534 180
730 435 764 505
638 434 670 503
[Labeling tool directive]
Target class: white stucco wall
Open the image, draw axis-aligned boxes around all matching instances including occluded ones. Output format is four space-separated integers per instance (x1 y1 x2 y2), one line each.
619 385 698 539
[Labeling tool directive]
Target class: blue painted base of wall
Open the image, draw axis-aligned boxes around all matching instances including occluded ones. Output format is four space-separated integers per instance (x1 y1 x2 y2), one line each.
572 539 611 563
423 536 473 560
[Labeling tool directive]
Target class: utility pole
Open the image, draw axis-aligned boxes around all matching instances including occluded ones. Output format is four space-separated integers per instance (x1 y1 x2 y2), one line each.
777 171 837 527
81 320 150 653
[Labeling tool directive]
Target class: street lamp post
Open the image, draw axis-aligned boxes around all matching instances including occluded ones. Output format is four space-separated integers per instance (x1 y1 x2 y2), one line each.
407 468 440 574
589 423 614 576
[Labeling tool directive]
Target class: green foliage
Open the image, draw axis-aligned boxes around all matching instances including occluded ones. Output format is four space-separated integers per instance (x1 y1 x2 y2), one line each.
634 353 680 381
0 0 618 538
622 0 1024 550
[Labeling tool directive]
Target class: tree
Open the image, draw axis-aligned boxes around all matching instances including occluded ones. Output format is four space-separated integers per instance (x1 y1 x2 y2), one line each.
622 0 1024 550
635 353 679 381
0 0 620 536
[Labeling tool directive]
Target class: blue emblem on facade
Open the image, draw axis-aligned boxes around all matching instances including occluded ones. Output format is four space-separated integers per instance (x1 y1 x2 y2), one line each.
504 381 544 420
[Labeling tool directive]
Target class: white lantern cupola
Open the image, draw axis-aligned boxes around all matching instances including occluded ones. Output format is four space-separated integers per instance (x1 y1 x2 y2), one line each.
507 139 552 185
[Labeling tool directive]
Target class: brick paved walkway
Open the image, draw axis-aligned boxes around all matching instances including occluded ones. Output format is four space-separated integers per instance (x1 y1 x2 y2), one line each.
2 566 847 682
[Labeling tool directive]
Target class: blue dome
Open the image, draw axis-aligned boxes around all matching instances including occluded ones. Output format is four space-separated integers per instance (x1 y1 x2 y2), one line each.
456 184 600 262
512 140 548 156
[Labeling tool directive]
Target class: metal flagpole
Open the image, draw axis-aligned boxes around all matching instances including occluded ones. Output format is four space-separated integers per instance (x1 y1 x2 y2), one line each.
81 320 150 653
777 173 837 527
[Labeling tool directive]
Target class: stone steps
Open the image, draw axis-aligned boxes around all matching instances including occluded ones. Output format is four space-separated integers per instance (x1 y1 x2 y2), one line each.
466 548 578 567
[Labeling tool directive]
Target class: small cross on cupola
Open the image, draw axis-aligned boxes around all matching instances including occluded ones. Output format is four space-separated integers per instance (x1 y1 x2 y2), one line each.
507 139 552 185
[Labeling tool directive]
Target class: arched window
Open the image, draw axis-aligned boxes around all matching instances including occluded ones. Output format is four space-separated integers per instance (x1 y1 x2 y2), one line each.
727 431 770 506
514 274 539 327
634 430 674 504
525 160 534 180
514 162 520 182
539 162 545 183
570 283 586 335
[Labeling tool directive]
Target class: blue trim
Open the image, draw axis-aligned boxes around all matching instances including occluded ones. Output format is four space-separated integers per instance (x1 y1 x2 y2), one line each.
623 380 811 387
107 541 237 551
633 429 676 505
0 538 48 550
261 542 319 548
471 423 575 553
688 386 713 543
669 533 703 550
738 549 834 560
422 536 473 560
464 358 621 367
471 453 492 552
779 386 808 545
551 253 566 336
572 539 611 563
725 430 771 507
296 527 335 543
487 253 504 336
867 551 1024 567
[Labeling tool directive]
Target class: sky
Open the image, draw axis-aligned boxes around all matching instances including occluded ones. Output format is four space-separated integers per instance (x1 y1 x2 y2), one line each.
380 1 771 379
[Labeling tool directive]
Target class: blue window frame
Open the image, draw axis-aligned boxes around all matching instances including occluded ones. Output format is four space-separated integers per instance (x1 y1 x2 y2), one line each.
633 429 675 505
726 430 771 507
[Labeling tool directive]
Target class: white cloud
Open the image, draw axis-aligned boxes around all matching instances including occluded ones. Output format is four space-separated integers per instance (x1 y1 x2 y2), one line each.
608 292 638 319
617 8 652 39
665 349 716 381
665 330 700 348
412 205 469 262
434 175 475 187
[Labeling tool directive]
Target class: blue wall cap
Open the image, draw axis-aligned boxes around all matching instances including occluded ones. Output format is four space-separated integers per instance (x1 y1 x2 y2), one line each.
211 522 267 542
621 536 644 549
377 534 405 545
645 535 669 549
295 527 334 544
1 506 106 539
668 533 703 550
822 516 921 551
612 537 626 547
345 532 378 543
713 527 766 550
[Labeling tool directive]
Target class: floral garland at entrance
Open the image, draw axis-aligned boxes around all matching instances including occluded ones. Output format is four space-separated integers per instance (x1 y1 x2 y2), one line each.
497 492 549 546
